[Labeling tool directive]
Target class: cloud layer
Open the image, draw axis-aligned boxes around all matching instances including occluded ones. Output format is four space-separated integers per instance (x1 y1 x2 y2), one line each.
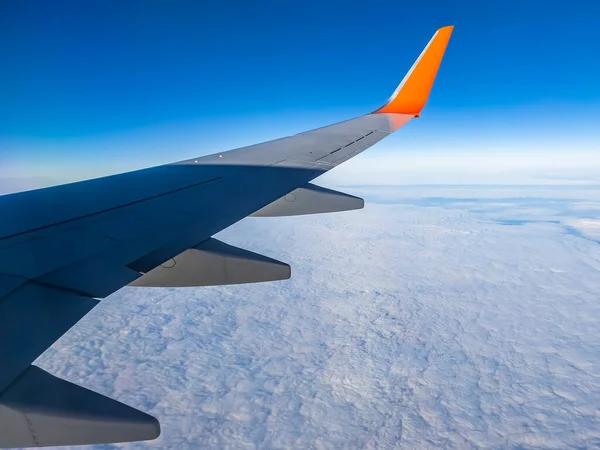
36 185 600 449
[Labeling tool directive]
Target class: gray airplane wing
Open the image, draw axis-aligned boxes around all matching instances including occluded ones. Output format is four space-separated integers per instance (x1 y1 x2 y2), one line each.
0 26 453 448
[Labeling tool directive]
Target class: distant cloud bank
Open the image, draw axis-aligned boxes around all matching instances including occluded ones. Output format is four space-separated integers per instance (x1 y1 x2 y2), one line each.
320 149 600 186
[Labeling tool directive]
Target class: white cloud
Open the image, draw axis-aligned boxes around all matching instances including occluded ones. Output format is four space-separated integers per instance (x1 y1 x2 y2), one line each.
35 186 600 449
565 219 600 242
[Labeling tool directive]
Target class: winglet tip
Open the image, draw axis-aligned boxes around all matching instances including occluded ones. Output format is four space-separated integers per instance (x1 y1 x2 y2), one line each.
375 25 454 116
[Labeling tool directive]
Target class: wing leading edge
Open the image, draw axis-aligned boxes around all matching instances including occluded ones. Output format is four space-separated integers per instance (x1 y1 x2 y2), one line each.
0 26 453 448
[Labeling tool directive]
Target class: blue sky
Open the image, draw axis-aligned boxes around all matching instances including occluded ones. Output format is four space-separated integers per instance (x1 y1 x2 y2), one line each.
1 0 599 189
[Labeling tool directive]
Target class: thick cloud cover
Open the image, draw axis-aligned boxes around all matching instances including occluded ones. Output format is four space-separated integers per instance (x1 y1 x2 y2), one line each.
36 185 600 449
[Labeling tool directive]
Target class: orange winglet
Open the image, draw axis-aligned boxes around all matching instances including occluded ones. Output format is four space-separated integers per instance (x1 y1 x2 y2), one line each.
375 26 454 117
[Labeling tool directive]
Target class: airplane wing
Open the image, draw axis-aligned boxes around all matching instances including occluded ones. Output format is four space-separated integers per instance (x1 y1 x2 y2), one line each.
0 26 453 448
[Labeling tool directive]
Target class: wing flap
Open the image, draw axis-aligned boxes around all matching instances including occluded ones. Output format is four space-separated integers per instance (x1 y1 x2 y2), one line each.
130 238 290 287
252 183 363 217
0 365 159 448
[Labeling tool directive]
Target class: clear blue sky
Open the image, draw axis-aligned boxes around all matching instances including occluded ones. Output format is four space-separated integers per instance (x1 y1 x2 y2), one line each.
1 0 599 188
